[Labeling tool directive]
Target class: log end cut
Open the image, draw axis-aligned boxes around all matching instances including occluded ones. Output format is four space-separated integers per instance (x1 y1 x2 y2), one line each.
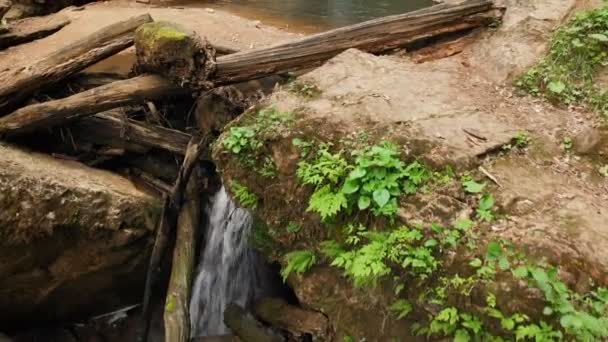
134 21 216 91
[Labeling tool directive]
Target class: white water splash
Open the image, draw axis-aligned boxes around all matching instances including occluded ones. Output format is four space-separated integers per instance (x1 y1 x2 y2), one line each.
189 186 271 337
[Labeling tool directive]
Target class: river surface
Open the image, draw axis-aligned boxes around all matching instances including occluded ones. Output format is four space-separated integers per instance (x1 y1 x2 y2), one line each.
161 0 435 33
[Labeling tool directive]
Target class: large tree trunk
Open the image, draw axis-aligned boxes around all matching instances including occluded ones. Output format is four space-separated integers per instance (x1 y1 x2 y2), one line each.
212 0 500 85
0 13 152 113
164 139 206 342
0 75 185 136
0 15 69 50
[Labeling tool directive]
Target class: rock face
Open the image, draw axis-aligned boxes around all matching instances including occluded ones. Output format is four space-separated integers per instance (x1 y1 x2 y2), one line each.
4 0 76 21
213 43 608 339
0 142 160 329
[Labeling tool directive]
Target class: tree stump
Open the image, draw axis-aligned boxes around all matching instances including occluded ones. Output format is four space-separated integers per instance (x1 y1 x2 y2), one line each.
133 21 216 91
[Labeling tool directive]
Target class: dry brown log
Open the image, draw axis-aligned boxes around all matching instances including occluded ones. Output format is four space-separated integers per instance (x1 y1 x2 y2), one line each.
164 139 206 342
0 13 153 113
0 15 70 50
254 298 330 339
212 0 501 85
0 75 186 136
223 304 283 342
71 110 192 155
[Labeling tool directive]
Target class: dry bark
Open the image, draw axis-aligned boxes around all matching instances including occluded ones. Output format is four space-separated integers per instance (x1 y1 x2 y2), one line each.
0 75 186 136
0 13 153 113
223 304 283 342
164 138 206 342
254 298 330 339
0 15 70 50
212 0 500 85
71 110 192 155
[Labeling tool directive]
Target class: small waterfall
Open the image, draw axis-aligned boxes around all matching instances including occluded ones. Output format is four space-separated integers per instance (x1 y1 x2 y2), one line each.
189 186 273 337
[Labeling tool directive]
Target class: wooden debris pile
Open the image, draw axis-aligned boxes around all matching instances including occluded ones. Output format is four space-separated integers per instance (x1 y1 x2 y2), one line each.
0 0 504 341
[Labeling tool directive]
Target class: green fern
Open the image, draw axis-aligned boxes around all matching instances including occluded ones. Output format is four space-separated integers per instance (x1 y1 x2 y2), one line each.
230 181 258 210
307 185 347 221
296 144 348 186
280 250 317 281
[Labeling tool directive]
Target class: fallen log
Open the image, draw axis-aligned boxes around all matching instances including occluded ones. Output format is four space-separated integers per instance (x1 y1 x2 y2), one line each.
0 75 186 136
223 304 283 342
212 0 501 85
0 15 70 50
71 110 192 155
254 298 330 339
0 13 153 113
164 139 205 342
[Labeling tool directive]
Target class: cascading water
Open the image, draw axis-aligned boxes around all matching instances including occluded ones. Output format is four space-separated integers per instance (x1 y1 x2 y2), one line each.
189 185 276 337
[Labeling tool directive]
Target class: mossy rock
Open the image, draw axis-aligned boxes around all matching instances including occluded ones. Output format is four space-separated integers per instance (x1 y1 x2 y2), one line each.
133 21 216 90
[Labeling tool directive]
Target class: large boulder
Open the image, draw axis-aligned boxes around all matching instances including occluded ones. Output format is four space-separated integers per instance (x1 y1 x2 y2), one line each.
0 142 160 329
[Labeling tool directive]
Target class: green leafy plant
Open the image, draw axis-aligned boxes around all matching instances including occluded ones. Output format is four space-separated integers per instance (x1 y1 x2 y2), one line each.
280 250 317 281
516 5 608 116
563 137 574 151
476 194 495 222
288 81 321 98
223 126 259 154
462 180 486 194
389 299 413 320
292 137 313 157
258 156 278 178
286 222 301 234
307 185 348 221
230 181 258 209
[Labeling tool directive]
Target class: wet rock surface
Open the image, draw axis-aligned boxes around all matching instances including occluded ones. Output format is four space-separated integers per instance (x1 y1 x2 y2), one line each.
0 142 160 329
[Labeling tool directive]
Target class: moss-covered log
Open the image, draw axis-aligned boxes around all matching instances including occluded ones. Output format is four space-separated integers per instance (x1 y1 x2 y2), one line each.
134 21 216 91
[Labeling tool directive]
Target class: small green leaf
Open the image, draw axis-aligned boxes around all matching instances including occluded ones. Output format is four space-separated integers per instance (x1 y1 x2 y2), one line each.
462 180 485 194
358 196 371 210
454 218 474 231
498 256 511 270
589 33 608 41
486 241 502 260
512 266 529 278
548 81 566 94
469 258 483 268
373 189 391 207
454 329 471 342
348 167 367 179
341 179 360 194
424 239 439 248
543 307 553 316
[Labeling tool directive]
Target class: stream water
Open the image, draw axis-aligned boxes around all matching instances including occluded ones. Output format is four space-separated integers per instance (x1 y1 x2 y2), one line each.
161 0 435 33
189 186 277 337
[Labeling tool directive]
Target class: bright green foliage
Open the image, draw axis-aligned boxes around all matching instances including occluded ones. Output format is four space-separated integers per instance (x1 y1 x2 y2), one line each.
341 142 428 218
516 5 608 116
476 194 495 222
224 127 259 154
297 144 348 186
296 141 430 221
389 299 413 320
307 185 348 221
280 250 317 281
514 132 531 148
422 307 487 341
230 181 258 209
292 137 313 157
288 81 322 98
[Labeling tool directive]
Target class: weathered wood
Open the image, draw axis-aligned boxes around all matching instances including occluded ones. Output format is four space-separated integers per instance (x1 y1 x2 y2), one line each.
212 0 500 85
0 14 153 113
0 75 186 136
191 337 240 342
71 110 192 155
254 298 330 339
164 139 205 342
223 304 284 342
0 15 70 50
134 21 216 90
